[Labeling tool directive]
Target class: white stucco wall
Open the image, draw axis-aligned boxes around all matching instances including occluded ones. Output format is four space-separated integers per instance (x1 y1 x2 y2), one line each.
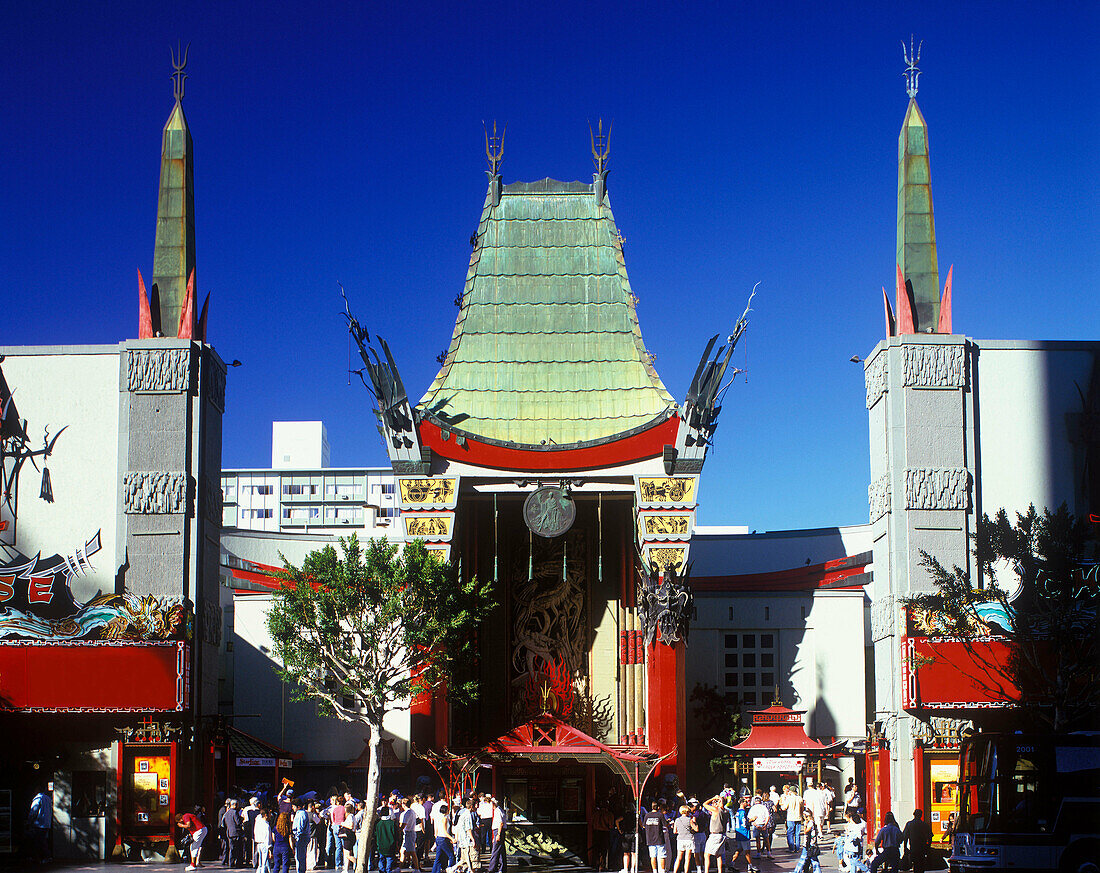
691 525 873 576
974 341 1096 521
231 593 411 765
0 348 120 604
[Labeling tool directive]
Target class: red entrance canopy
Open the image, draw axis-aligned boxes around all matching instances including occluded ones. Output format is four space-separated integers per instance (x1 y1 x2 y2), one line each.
483 714 653 763
713 703 847 756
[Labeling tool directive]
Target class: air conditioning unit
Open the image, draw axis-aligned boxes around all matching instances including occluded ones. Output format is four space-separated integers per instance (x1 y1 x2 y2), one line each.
341 495 349 500
341 518 350 524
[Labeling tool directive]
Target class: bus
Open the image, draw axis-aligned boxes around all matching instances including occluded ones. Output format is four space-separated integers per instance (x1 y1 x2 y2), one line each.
949 732 1100 873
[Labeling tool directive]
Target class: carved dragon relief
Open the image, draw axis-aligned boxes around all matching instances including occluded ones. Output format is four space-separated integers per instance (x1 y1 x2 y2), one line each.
637 556 693 648
511 531 588 724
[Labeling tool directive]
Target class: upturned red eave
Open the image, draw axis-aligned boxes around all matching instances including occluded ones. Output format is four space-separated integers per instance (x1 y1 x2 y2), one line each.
692 554 870 592
418 415 679 472
724 704 846 754
225 561 322 592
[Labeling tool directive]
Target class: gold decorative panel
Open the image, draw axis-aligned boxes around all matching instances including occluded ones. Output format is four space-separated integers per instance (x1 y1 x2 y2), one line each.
398 477 458 509
636 476 697 507
403 513 454 540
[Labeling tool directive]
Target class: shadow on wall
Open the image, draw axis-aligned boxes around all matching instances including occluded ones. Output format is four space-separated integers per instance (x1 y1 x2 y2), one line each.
232 631 374 765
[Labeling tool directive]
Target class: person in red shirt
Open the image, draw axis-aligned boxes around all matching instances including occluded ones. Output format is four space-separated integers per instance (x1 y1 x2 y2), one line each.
177 807 208 870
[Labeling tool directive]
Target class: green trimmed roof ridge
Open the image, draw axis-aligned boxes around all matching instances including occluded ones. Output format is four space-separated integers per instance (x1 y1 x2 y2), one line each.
418 177 676 447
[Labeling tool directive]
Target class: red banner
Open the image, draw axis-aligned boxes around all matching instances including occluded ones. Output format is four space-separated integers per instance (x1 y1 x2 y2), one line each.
0 641 187 712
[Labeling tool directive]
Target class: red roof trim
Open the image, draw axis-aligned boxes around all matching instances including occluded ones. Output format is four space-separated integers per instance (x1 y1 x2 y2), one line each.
419 416 679 472
693 554 870 592
227 566 284 591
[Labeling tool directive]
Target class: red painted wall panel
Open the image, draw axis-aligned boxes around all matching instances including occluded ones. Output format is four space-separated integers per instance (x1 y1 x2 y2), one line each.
906 637 1017 708
0 642 186 711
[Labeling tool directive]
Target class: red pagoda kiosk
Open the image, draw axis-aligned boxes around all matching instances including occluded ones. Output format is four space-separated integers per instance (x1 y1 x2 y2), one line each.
344 127 750 840
712 702 847 794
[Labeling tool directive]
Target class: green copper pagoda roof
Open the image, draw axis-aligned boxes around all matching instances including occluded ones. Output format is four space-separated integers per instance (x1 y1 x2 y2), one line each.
417 177 677 447
897 97 940 332
151 100 196 337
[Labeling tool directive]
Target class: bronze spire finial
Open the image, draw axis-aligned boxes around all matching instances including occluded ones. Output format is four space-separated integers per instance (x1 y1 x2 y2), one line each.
590 118 611 174
170 41 190 103
902 35 922 99
484 120 505 176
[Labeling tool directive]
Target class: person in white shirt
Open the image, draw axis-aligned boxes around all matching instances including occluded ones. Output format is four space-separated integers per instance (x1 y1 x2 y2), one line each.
817 783 834 833
780 786 803 853
486 797 507 873
747 795 771 859
430 802 456 873
477 794 494 854
803 785 826 835
253 808 273 873
400 797 421 870
411 795 428 865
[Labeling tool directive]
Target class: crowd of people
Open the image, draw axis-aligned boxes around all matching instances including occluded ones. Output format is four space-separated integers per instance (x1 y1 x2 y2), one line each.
174 782 508 873
171 775 933 873
593 778 933 873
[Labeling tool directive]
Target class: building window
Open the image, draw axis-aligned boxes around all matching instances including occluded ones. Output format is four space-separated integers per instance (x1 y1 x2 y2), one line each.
764 606 770 621
723 629 777 703
381 483 395 494
243 509 272 519
248 484 273 496
729 606 734 620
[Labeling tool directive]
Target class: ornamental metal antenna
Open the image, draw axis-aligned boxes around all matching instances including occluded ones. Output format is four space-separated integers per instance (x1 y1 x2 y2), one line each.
902 35 922 98
171 41 190 103
484 120 505 175
590 118 611 173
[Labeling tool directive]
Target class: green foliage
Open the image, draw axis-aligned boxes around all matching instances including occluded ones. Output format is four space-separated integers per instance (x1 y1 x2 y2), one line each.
690 682 750 772
910 503 1099 731
266 535 495 726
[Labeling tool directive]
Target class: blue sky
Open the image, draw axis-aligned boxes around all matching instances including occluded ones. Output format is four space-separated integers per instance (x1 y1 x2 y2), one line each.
3 1 1097 530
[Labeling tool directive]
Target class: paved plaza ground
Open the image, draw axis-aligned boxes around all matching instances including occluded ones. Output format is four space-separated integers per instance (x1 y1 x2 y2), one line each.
13 860 848 873
2 833 859 873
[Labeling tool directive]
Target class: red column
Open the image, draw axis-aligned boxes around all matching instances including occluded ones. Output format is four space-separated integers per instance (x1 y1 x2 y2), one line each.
879 745 892 824
434 687 450 751
913 744 925 814
646 634 686 785
586 765 596 866
411 661 436 757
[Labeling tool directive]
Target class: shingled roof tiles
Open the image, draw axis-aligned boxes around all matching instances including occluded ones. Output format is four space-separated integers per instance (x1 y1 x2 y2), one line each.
417 178 677 448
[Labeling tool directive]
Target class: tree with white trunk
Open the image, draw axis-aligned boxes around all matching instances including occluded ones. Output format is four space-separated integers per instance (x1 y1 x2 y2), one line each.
266 535 494 873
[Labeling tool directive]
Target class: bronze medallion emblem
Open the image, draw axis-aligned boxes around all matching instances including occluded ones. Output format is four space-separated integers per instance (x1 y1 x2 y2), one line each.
523 486 576 538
